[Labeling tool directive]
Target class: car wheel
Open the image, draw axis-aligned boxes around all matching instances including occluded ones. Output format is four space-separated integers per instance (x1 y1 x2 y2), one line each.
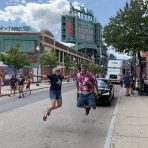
107 100 111 106
112 93 114 99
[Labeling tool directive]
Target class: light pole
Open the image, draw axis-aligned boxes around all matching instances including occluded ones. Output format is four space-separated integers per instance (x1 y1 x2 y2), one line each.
36 46 40 86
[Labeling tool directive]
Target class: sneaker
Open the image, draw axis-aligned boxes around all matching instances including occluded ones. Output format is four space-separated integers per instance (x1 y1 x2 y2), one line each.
125 94 130 96
93 106 96 110
43 114 47 121
18 96 21 98
85 107 90 115
47 112 50 116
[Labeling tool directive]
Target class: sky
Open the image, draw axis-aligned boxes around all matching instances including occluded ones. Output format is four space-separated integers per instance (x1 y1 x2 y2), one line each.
0 0 132 59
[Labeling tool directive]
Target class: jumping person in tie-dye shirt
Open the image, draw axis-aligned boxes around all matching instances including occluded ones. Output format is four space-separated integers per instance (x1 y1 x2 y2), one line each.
76 64 99 115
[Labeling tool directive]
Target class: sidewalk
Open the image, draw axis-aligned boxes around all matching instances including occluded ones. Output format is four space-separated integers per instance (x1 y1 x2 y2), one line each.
0 80 74 97
104 88 148 148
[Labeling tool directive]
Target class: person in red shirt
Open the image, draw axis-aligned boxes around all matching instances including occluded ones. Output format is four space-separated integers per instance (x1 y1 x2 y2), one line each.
25 76 31 95
76 64 99 115
118 73 123 87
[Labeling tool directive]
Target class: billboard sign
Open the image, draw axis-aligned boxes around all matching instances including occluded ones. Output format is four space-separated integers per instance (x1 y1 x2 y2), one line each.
77 19 94 43
62 15 98 44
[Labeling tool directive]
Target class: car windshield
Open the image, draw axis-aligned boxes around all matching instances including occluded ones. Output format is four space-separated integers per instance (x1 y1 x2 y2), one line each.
97 80 108 87
96 78 108 83
107 67 121 72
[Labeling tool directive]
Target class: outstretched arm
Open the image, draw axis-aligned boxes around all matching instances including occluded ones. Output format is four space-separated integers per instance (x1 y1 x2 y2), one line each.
76 81 80 97
94 81 99 95
64 75 71 79
93 77 99 95
29 72 47 79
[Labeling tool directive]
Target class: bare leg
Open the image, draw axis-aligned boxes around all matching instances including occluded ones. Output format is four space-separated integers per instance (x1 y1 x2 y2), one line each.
126 88 130 96
29 87 31 94
81 105 91 115
9 88 12 97
43 100 62 121
18 90 21 97
13 89 15 96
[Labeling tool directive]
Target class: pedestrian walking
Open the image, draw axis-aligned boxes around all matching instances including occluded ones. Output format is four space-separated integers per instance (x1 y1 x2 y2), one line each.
0 69 4 86
9 75 17 97
130 74 135 94
76 64 99 115
17 73 25 98
123 71 131 96
118 73 123 87
25 76 31 95
30 67 70 121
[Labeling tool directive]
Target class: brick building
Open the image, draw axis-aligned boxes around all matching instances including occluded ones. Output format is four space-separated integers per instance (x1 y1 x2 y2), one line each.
0 30 94 84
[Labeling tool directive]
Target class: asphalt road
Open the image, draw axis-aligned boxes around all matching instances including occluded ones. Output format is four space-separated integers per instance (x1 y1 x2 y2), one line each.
0 83 76 113
0 83 120 148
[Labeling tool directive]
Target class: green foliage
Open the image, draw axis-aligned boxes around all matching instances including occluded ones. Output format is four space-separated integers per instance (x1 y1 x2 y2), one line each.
0 44 30 76
103 0 148 95
40 51 58 69
76 61 85 71
103 0 148 54
88 64 106 74
64 55 73 70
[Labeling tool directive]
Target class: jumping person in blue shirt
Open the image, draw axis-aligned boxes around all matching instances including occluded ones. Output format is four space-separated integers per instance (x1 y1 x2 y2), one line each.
30 67 70 121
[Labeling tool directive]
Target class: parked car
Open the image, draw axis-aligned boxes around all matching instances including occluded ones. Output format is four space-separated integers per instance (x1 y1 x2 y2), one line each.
96 79 114 105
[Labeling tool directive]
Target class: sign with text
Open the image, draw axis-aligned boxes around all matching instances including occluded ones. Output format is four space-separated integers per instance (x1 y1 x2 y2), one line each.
0 25 32 32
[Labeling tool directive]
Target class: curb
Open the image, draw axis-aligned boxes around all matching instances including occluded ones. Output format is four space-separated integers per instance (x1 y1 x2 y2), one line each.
0 81 75 97
104 88 122 148
0 86 49 97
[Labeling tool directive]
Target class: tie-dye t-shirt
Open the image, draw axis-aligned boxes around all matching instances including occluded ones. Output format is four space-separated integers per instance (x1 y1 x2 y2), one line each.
76 72 97 92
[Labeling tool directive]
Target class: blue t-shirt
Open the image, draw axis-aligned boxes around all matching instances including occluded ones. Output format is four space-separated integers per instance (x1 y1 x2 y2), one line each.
17 77 25 85
47 74 64 91
123 75 130 85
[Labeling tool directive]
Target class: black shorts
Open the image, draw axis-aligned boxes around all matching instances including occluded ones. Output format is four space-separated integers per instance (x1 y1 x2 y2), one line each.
11 85 16 90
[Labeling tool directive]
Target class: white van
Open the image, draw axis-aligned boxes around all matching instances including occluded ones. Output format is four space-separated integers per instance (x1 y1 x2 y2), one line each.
106 60 125 83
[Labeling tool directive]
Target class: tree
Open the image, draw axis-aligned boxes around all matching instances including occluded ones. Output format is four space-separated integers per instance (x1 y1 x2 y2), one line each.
64 55 73 81
40 51 58 69
64 55 73 71
76 61 85 71
88 64 106 74
0 44 30 76
103 0 148 95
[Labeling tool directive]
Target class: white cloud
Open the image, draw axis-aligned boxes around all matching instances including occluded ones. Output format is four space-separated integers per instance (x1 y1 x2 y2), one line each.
107 47 131 60
0 0 71 33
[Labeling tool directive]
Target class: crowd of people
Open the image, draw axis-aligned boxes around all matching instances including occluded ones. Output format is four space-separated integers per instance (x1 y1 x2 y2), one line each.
9 73 31 98
118 72 138 96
